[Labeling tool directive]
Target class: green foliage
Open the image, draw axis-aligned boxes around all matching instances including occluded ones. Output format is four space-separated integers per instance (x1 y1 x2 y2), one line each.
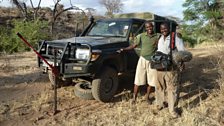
12 19 50 52
0 26 13 53
182 35 197 47
0 19 50 53
182 0 224 43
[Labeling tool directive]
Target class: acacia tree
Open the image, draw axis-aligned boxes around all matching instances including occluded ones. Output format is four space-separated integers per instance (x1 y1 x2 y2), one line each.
10 0 42 20
182 0 224 41
29 0 41 20
9 0 92 36
10 0 29 20
50 0 87 35
99 0 123 18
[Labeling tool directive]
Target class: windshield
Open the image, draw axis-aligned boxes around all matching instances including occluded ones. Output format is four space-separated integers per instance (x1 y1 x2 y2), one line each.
87 21 131 37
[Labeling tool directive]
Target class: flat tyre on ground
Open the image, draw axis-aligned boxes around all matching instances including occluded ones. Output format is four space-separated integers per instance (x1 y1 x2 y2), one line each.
74 82 94 100
92 67 118 102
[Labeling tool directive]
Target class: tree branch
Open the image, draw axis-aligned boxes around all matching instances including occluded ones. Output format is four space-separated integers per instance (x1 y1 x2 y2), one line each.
34 0 42 20
54 6 80 21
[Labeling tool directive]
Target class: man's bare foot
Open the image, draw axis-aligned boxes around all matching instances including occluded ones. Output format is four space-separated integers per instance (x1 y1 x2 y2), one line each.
131 95 137 104
156 105 164 110
170 111 180 119
146 97 153 105
131 99 136 104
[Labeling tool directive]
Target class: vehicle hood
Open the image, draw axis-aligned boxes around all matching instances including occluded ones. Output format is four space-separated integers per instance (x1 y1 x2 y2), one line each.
49 36 127 46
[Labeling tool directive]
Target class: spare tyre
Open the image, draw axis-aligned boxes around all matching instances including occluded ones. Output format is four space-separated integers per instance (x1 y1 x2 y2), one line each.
74 82 94 100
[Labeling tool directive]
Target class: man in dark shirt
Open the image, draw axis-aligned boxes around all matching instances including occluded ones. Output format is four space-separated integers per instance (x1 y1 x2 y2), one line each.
118 21 160 104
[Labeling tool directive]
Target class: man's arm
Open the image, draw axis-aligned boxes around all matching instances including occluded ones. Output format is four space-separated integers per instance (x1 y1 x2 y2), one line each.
117 34 141 53
175 35 185 51
175 35 186 71
122 44 137 51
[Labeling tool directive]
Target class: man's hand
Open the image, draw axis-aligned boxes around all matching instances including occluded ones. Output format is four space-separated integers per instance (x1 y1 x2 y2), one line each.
116 48 124 53
179 63 185 72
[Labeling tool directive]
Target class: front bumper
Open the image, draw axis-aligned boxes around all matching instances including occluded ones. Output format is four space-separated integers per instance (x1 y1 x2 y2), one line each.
41 61 101 78
38 41 101 78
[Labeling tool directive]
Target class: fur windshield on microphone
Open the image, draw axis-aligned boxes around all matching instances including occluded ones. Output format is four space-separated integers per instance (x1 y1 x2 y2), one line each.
172 51 193 64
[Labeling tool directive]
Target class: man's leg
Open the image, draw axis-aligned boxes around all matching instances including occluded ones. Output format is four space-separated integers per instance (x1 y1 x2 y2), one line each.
132 57 145 103
145 85 153 104
166 71 180 118
146 62 157 104
155 71 166 110
132 84 139 103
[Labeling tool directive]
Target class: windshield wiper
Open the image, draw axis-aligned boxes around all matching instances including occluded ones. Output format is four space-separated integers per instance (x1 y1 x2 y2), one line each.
111 35 125 37
86 35 103 37
87 34 125 38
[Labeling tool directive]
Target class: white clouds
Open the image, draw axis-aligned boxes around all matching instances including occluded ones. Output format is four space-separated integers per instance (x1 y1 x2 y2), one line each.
65 0 105 15
0 0 185 19
151 0 176 7
0 0 12 7
123 0 145 7
122 0 184 19
0 0 55 8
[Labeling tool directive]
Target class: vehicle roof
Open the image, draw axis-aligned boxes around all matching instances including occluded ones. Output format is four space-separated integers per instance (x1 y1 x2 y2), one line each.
96 18 146 23
96 18 177 25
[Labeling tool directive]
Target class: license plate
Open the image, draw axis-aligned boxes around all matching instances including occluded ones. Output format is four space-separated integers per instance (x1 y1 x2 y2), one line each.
73 66 82 71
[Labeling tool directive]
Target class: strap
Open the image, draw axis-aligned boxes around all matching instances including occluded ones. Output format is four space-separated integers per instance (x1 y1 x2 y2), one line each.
139 33 142 48
171 32 175 50
154 34 161 50
169 32 176 64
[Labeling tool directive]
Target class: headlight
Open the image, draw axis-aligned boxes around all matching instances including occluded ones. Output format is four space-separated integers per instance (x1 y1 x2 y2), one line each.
75 48 101 61
75 48 90 60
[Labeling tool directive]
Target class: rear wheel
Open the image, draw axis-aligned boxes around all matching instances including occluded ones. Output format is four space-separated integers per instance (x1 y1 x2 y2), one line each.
48 70 72 88
92 67 118 102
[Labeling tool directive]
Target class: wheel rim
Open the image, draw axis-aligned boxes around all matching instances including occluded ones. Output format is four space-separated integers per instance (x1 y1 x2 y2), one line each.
104 77 113 93
81 82 92 90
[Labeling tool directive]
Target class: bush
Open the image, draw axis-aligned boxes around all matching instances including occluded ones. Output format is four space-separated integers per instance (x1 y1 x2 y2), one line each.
0 26 12 53
182 35 197 47
0 19 50 53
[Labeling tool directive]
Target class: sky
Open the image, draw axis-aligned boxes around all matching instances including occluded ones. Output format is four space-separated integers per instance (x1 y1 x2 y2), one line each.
0 0 185 19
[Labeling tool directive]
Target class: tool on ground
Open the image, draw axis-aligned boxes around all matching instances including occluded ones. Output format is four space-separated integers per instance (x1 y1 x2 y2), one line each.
16 32 59 115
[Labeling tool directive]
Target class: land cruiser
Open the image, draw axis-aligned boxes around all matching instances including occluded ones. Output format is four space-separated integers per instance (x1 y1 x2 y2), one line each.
37 15 175 102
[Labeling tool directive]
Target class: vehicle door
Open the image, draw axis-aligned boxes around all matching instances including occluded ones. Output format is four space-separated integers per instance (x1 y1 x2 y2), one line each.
126 22 144 71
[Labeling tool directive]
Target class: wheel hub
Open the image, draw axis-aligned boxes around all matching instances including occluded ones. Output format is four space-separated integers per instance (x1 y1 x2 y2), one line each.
104 77 113 93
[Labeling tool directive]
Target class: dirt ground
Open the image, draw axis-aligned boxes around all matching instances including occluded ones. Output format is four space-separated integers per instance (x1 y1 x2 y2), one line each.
0 46 222 126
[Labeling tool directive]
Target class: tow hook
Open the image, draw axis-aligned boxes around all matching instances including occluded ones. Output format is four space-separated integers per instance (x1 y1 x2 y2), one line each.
43 67 48 74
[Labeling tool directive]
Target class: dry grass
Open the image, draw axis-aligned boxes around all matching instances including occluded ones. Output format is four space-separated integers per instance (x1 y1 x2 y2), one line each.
31 92 52 112
1 44 224 126
62 43 224 126
174 44 224 126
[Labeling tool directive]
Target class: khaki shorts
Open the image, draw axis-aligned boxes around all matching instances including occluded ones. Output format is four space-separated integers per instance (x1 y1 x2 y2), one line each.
134 56 157 86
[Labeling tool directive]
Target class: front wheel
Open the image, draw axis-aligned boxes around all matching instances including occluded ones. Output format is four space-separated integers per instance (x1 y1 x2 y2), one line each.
92 67 118 102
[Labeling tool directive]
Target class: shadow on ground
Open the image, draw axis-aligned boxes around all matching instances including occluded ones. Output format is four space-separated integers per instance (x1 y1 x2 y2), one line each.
112 50 220 106
0 71 49 86
180 53 220 108
112 72 153 102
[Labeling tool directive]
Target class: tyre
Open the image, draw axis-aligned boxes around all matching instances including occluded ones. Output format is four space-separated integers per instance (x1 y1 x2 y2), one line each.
74 82 94 100
92 67 118 102
48 70 72 88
